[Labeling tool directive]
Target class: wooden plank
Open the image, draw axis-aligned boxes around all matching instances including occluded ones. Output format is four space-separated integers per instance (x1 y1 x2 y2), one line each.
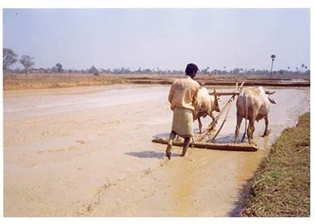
208 90 275 96
209 91 239 96
152 137 258 152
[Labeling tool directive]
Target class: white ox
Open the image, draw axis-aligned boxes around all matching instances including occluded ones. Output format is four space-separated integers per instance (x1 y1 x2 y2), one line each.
234 86 277 144
194 86 220 134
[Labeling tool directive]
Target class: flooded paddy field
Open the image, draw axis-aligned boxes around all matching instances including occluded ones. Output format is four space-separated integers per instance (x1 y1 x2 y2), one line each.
3 85 310 216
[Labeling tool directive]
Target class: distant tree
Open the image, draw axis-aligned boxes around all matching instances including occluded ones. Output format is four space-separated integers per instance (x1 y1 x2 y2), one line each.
301 64 305 73
3 48 18 70
20 55 35 73
249 69 255 74
232 68 241 75
211 69 219 75
279 70 285 75
52 66 58 73
143 68 152 74
89 65 98 75
203 67 210 74
305 66 310 75
120 67 131 74
222 66 227 74
98 68 105 73
56 63 63 73
14 68 22 73
38 67 47 73
270 54 276 76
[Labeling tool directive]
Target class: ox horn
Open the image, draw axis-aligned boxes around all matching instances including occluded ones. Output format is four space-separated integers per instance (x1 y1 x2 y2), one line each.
267 91 276 95
268 97 277 105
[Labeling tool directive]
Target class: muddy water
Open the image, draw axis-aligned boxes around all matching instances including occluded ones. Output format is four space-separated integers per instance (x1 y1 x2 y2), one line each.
3 85 310 217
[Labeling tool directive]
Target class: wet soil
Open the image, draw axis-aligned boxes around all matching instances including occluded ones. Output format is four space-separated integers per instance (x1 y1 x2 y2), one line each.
3 85 310 216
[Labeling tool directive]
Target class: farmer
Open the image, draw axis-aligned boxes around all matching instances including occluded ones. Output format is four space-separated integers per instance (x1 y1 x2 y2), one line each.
166 63 200 159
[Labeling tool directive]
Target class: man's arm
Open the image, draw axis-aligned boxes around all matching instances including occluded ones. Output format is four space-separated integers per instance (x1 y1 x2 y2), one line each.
168 83 175 103
192 84 200 109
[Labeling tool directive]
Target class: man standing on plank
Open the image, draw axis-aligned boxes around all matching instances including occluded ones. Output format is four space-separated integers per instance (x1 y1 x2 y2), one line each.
166 63 200 159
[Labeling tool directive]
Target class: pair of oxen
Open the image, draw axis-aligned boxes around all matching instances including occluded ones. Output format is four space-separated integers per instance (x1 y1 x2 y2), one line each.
194 86 276 145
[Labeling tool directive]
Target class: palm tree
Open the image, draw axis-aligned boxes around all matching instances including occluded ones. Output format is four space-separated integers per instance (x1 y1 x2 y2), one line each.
270 54 276 76
301 64 305 73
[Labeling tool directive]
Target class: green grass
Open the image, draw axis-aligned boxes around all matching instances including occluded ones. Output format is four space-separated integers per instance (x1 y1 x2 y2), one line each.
240 112 310 217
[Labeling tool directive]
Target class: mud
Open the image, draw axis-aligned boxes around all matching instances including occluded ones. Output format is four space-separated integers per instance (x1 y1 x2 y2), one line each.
3 85 310 216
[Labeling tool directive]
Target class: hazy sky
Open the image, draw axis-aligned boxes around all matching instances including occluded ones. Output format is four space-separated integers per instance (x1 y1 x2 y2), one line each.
3 8 310 71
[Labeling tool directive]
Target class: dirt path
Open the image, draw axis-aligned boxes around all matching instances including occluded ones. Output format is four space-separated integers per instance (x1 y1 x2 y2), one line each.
3 85 310 217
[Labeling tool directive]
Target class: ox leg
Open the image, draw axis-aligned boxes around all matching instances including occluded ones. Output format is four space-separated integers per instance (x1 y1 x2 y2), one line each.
262 116 270 137
198 117 202 134
234 115 243 143
247 120 255 145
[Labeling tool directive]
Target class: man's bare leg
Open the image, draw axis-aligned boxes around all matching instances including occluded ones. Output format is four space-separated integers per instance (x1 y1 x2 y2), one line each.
181 137 191 157
166 131 176 159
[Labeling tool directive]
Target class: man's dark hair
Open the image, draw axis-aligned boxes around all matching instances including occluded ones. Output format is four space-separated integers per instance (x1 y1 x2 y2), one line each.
185 63 199 76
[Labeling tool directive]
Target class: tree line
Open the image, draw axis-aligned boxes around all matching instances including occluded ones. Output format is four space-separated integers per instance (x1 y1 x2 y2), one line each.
3 48 310 76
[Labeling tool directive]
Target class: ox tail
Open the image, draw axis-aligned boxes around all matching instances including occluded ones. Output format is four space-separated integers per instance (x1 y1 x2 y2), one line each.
241 96 248 143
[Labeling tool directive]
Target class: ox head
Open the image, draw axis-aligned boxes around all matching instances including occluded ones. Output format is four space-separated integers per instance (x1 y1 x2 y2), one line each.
213 89 221 112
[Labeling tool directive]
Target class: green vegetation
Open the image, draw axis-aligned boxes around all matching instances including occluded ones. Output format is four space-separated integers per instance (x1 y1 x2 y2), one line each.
3 47 311 75
240 112 310 217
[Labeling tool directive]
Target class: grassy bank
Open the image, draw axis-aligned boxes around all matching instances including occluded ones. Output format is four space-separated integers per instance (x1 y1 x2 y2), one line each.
240 112 310 217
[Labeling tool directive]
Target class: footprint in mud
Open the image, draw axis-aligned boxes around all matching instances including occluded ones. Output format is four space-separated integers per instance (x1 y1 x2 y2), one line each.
42 131 51 136
37 146 76 154
138 168 152 178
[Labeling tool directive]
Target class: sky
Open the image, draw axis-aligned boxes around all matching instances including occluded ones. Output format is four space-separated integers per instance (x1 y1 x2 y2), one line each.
3 8 310 71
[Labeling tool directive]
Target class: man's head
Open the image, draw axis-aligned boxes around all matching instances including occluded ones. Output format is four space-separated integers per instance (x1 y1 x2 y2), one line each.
185 63 198 79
